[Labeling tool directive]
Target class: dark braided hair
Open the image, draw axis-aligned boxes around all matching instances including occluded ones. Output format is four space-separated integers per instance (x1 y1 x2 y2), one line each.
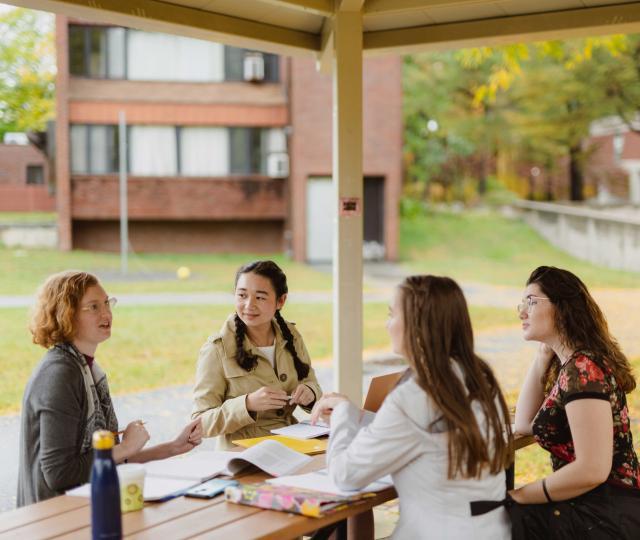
233 260 310 380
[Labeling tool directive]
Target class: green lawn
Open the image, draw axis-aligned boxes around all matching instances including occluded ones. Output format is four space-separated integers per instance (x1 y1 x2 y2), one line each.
3 209 639 295
400 210 640 288
0 303 512 414
0 211 56 224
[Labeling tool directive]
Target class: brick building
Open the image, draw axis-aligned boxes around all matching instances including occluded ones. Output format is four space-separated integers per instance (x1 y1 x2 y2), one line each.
55 16 402 260
587 117 640 204
0 137 54 212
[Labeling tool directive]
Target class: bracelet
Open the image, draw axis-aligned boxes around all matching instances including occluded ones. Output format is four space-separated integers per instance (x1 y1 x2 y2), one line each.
542 478 553 503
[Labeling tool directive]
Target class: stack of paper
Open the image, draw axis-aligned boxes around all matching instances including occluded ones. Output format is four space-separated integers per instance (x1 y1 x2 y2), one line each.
270 420 330 439
268 469 393 497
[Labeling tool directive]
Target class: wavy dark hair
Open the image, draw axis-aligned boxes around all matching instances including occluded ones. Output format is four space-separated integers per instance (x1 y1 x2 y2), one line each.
233 260 309 380
527 266 636 394
399 275 512 479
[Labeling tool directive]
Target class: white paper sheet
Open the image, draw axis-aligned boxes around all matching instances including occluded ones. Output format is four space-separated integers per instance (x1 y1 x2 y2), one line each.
270 422 331 439
66 476 196 502
268 469 393 497
142 451 237 482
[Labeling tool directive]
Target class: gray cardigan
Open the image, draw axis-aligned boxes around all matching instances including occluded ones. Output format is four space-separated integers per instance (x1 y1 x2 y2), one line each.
17 345 117 507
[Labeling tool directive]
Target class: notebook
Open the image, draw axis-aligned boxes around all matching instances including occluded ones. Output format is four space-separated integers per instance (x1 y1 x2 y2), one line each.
363 370 406 412
225 482 373 518
232 435 328 455
66 440 312 501
66 476 197 502
270 420 330 439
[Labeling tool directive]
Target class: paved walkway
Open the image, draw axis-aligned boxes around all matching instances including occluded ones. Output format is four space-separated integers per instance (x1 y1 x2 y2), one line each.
0 282 520 309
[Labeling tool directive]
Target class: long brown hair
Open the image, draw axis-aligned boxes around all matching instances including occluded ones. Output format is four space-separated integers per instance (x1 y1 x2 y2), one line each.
527 266 636 393
399 275 512 479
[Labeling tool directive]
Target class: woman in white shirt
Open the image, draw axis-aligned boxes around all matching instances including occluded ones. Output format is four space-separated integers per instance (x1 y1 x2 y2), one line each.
311 275 512 539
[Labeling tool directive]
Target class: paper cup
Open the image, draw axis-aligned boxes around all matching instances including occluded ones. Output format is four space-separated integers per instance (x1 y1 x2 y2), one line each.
117 463 145 513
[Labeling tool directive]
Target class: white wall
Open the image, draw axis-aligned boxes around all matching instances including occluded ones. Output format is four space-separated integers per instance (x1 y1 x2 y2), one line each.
514 200 640 272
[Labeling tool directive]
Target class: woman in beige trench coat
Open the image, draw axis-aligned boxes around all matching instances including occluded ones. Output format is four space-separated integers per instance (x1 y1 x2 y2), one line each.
191 260 322 449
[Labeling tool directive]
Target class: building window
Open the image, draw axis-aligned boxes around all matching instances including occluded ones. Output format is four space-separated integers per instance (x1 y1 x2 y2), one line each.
224 47 279 82
229 128 266 175
129 126 177 176
179 127 229 176
70 125 119 174
69 26 278 83
127 31 224 82
69 26 125 78
70 124 285 177
26 165 44 185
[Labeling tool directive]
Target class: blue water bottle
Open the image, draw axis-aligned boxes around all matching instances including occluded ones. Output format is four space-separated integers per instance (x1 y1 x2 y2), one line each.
91 430 122 540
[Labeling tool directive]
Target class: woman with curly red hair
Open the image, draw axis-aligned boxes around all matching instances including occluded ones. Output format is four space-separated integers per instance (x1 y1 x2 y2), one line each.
18 270 203 506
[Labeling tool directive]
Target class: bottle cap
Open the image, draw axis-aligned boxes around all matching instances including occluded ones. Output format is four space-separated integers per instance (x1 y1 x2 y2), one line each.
92 430 115 450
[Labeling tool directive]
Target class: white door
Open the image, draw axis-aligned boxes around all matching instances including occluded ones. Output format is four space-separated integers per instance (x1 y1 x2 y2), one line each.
306 177 334 262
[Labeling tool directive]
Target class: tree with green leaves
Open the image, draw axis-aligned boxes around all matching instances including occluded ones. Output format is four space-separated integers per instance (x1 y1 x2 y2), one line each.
478 38 630 201
404 35 640 202
0 7 55 139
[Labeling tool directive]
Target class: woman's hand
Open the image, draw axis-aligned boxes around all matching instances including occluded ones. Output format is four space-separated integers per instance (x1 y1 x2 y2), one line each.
310 393 350 425
120 420 150 454
246 386 289 412
171 418 203 456
535 342 556 371
507 488 526 504
289 384 315 407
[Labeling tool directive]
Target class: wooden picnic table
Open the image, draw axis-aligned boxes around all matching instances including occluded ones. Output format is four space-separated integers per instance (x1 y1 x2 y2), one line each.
0 455 396 540
0 430 536 540
507 432 537 490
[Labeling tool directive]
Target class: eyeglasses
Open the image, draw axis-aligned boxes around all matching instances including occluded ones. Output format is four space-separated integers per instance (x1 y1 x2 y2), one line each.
517 296 549 314
80 297 117 314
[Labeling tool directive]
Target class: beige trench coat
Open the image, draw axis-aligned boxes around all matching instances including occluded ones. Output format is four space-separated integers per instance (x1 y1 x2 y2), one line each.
191 314 322 449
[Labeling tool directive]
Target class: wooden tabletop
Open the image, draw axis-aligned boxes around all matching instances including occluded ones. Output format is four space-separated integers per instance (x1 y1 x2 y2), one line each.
514 433 536 451
0 455 397 540
0 431 537 540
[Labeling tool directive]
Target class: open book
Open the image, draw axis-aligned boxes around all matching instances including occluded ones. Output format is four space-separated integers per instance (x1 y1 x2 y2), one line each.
67 440 313 502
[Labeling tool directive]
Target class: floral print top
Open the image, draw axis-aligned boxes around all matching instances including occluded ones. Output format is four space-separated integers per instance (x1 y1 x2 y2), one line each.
532 352 640 489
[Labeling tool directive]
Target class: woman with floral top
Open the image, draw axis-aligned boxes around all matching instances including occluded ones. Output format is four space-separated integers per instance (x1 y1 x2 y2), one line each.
511 266 640 538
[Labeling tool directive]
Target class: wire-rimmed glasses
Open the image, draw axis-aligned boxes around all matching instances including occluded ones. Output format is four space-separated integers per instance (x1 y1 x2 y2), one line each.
517 296 549 314
80 297 118 314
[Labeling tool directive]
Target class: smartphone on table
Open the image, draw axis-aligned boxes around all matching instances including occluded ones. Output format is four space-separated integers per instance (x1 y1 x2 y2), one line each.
184 479 238 499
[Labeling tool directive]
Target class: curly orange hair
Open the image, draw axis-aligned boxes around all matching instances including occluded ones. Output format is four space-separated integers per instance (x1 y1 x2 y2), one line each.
30 271 99 349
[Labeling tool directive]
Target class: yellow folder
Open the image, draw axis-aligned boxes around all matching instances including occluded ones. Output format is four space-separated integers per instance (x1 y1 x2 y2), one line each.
231 435 328 455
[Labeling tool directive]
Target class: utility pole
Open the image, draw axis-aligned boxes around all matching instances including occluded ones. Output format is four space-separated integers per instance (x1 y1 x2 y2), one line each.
118 111 129 274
